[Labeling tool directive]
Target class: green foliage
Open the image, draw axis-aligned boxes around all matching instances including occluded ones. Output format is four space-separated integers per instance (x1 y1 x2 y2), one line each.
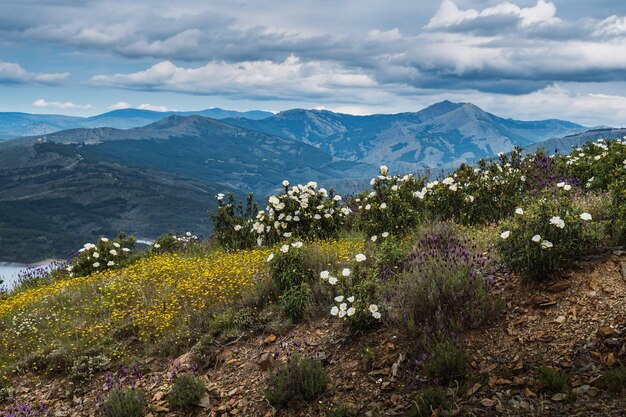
69 353 111 382
103 387 147 417
149 231 200 254
355 169 425 237
538 366 569 393
69 233 136 277
605 365 626 394
609 177 626 246
423 340 468 383
375 234 408 279
189 334 219 369
406 387 448 417
399 226 502 340
263 354 328 409
0 382 14 404
280 282 312 322
168 373 206 410
497 188 598 281
210 193 258 250
268 245 313 295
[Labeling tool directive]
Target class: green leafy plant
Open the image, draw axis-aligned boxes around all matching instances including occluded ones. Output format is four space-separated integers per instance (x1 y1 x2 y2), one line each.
280 282 312 322
68 233 136 277
168 373 206 410
605 364 626 394
538 366 569 393
422 340 468 383
210 192 258 250
406 387 448 417
497 188 597 281
267 244 313 295
263 354 328 409
103 387 147 417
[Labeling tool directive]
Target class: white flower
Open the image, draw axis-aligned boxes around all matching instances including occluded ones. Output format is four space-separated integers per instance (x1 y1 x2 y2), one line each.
335 295 345 302
342 268 351 277
532 234 542 243
320 270 329 280
282 180 290 187
368 304 379 313
109 249 118 256
328 276 338 285
500 231 510 240
280 244 290 253
291 241 303 248
122 248 130 252
330 306 339 316
66 266 73 272
93 252 100 258
556 182 565 188
347 296 355 303
391 185 398 192
355 253 367 262
79 248 85 253
107 261 115 266
549 216 565 229
217 193 225 200
347 307 356 316
100 237 109 242
371 235 378 242
515 208 524 215
563 184 572 191
154 243 161 249
372 311 382 319
333 195 342 201
186 232 192 236
84 243 96 250
382 232 389 238
380 203 387 209
541 240 554 249
338 310 347 318
580 212 592 221
93 262 100 268
267 253 274 262
314 214 322 220
234 225 243 231
307 181 318 189
339 303 347 311
365 204 371 210
113 242 121 248
380 165 388 176
442 177 454 185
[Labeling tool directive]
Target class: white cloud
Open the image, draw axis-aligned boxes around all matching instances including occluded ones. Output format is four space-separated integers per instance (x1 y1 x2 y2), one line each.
89 56 376 100
425 0 560 30
0 61 68 84
33 99 92 110
108 101 131 110
138 103 168 112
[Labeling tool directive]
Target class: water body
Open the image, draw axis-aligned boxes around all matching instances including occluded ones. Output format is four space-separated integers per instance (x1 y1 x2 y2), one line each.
0 260 57 290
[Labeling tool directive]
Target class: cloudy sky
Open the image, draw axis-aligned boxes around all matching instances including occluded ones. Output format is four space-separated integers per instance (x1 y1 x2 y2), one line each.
2 0 626 125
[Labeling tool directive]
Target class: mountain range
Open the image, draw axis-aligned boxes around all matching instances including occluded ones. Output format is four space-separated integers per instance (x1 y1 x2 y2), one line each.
0 101 595 261
0 108 273 140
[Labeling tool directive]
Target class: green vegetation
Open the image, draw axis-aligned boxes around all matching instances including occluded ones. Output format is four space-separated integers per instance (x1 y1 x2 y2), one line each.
103 387 147 417
167 373 206 410
406 387 448 417
539 366 569 393
605 365 626 394
263 355 328 409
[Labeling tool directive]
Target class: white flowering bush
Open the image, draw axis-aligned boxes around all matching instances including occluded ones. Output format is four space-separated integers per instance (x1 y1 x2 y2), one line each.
497 187 598 281
68 234 136 277
320 253 383 333
354 166 426 236
149 231 200 254
210 193 258 250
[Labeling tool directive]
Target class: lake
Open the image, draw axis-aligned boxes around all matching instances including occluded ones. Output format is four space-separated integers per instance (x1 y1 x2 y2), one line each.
0 260 58 290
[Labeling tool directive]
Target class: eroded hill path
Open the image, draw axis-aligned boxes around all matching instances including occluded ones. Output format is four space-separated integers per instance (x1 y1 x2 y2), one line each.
4 253 626 416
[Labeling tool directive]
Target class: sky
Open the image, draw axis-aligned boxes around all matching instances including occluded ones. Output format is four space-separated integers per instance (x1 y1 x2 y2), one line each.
2 0 626 126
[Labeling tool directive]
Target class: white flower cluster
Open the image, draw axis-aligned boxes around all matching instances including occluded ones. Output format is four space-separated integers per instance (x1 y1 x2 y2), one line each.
220 180 350 247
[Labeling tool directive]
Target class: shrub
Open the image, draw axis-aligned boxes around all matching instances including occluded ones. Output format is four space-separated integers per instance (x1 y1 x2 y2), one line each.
280 282 312 322
605 365 626 394
103 387 147 417
210 192 258 250
68 233 136 277
406 387 447 417
497 187 598 281
323 252 384 334
355 167 425 237
168 373 206 410
375 234 408 280
538 366 569 393
149 231 201 254
267 243 312 294
263 354 328 409
609 177 626 246
0 383 14 404
422 340 468 383
189 334 219 369
399 226 501 340
69 354 111 382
